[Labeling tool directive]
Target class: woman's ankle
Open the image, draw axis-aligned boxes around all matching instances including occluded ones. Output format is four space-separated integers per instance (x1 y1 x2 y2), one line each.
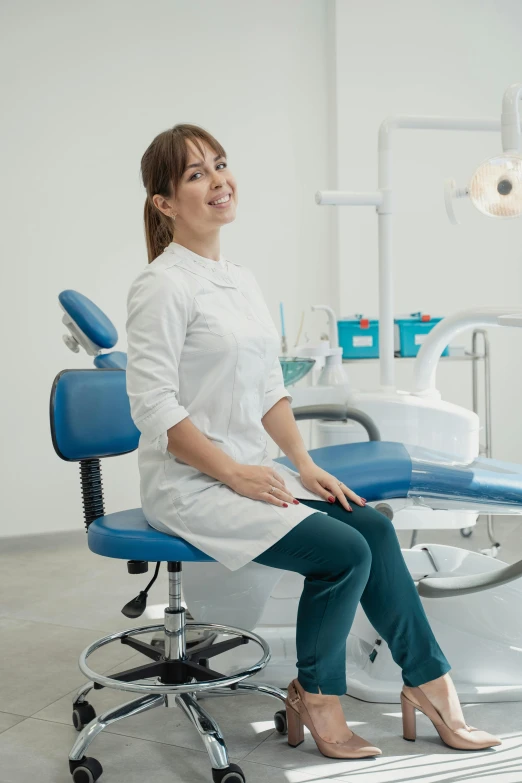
303 687 338 701
419 673 450 689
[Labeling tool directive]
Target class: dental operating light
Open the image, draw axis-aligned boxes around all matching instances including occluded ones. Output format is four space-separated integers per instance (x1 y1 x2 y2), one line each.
468 153 522 218
446 83 522 223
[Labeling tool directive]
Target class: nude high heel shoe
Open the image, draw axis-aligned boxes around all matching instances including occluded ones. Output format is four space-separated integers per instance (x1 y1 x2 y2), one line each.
401 686 502 750
285 679 382 759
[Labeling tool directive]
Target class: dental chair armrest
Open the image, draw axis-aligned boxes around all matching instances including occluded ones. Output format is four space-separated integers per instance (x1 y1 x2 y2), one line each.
291 405 381 442
418 559 522 597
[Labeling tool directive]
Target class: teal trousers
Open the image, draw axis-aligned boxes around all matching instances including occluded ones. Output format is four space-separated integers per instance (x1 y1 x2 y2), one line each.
252 499 451 696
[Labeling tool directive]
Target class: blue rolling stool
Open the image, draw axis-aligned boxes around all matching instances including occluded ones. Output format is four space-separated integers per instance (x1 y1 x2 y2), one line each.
50 368 288 783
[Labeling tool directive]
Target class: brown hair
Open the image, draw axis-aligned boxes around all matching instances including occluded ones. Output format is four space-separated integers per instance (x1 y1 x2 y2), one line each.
141 124 226 263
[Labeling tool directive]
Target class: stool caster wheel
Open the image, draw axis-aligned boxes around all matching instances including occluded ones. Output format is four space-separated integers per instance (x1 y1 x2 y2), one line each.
72 702 96 731
274 709 288 735
211 762 245 782
69 756 103 782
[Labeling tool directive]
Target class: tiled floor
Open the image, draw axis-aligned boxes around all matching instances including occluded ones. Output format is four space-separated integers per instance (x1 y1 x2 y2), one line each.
1 518 521 783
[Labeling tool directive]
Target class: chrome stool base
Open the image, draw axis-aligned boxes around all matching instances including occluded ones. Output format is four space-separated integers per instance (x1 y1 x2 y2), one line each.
68 619 287 782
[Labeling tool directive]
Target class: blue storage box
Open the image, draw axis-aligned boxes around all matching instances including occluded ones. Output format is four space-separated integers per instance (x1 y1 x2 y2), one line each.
337 315 379 359
395 313 449 357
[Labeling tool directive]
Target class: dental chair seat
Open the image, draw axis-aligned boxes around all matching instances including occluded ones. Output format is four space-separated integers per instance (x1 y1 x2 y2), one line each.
278 441 411 501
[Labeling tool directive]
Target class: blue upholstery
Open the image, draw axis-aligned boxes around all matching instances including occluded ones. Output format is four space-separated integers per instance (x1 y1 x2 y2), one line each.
277 441 412 501
94 351 128 369
88 508 216 562
51 368 216 562
59 290 118 349
51 369 139 460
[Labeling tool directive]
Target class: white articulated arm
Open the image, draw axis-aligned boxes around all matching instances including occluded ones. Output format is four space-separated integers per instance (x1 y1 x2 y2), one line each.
501 83 522 153
412 306 522 397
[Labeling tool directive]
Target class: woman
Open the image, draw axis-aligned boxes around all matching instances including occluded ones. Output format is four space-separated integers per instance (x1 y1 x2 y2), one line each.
125 124 501 759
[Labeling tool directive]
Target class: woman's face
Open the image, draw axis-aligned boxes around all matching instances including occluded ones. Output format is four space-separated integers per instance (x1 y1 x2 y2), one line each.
166 140 238 231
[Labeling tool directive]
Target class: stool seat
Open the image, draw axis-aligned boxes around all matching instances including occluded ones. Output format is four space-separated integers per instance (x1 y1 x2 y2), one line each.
88 508 216 563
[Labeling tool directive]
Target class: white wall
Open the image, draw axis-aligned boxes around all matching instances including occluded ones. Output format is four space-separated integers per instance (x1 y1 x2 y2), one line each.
0 0 333 537
333 0 522 461
3 0 521 540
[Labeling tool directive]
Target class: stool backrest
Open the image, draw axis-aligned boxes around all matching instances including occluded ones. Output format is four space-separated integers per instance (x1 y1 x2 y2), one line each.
50 369 139 461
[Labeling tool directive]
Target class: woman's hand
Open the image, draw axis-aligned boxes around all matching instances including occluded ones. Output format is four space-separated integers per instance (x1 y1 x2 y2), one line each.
298 462 366 512
228 465 298 507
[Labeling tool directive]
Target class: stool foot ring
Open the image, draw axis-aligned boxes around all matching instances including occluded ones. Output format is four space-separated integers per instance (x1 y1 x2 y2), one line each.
77 622 271 696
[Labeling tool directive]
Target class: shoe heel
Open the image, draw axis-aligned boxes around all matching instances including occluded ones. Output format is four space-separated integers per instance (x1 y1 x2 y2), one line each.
401 693 417 741
286 705 305 747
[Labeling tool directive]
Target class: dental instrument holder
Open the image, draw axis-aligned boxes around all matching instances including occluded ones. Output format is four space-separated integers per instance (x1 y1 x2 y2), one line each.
294 304 353 397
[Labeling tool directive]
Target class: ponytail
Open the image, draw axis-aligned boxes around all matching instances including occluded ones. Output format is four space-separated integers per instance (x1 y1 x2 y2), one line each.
144 197 173 264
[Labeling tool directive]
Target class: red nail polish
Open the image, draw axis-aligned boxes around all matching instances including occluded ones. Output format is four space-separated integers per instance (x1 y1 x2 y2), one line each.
283 503 288 507
328 496 335 503
293 500 300 504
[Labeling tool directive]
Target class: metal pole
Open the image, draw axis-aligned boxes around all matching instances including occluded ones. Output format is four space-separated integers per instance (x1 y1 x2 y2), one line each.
470 330 498 554
164 562 187 661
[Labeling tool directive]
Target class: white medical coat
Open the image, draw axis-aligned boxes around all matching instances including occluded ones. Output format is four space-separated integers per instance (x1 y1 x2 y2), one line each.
125 242 324 572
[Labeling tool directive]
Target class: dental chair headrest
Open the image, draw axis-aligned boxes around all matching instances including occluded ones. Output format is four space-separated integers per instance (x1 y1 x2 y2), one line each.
59 290 118 350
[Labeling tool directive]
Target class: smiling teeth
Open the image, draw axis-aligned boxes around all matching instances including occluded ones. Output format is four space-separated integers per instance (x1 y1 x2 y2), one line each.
210 194 230 205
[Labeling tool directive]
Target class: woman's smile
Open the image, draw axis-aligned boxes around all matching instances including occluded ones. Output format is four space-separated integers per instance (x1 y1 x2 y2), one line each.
208 193 232 208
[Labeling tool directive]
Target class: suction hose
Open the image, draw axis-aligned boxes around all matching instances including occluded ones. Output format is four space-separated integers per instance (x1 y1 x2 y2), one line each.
292 405 381 441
